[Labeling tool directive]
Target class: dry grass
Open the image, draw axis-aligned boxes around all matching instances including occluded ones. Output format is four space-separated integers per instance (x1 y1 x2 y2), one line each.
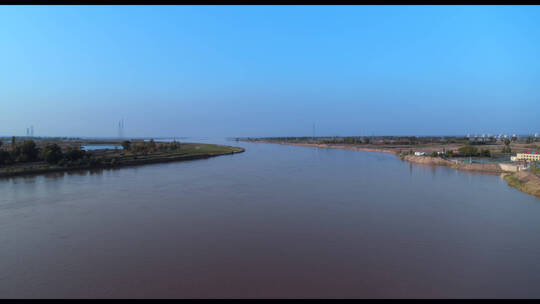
504 171 540 198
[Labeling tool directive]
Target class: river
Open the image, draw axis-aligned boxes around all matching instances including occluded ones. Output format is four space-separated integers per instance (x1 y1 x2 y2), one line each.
1 139 539 298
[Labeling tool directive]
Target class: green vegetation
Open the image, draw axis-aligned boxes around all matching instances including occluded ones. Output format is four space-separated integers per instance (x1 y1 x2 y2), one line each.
504 173 540 198
457 145 491 157
41 144 63 164
0 150 10 166
457 145 477 156
0 139 244 178
0 140 90 166
12 140 40 162
121 140 131 151
504 174 524 188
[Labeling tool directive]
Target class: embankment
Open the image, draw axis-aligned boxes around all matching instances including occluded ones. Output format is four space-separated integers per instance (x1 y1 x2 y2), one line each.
504 171 540 198
396 155 540 199
400 155 506 173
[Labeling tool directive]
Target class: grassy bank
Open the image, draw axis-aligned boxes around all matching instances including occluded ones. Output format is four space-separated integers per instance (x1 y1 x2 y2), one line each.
0 143 244 178
504 172 540 198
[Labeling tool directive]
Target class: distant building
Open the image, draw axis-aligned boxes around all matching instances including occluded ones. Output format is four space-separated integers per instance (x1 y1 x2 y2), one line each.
512 152 540 162
414 152 427 156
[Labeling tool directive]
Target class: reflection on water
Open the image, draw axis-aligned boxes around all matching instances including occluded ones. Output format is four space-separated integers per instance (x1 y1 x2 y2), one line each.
1 139 540 298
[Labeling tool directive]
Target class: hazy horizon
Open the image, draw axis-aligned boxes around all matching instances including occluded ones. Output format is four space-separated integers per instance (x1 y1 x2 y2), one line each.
2 6 539 138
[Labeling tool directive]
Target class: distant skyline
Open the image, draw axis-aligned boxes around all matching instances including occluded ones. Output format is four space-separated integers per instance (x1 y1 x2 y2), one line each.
1 6 539 138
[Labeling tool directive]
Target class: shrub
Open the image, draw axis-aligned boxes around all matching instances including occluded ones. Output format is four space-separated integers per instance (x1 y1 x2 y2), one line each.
11 140 40 162
41 144 63 164
121 140 131 151
0 150 11 165
64 147 86 161
480 148 491 157
89 157 103 168
58 158 67 167
458 145 479 157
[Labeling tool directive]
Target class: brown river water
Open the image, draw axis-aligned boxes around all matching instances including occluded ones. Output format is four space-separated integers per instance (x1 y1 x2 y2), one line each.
1 139 539 298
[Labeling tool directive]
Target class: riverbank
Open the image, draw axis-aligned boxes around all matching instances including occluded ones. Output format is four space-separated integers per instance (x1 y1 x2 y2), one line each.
250 139 540 199
0 143 244 178
504 171 540 198
393 154 539 198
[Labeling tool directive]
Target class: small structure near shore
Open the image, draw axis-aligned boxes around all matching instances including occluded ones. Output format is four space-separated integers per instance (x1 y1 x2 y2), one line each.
414 151 427 156
512 152 540 162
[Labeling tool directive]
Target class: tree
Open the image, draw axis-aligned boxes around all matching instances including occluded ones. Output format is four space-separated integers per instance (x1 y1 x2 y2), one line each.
12 140 39 162
504 138 511 146
0 140 3 149
121 140 131 151
458 145 479 157
480 148 491 157
430 151 439 157
64 147 86 161
41 144 63 164
11 136 15 147
526 137 533 144
363 137 370 144
0 150 11 165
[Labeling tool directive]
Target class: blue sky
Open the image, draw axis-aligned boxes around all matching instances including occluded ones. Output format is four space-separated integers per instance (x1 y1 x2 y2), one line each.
1 5 539 138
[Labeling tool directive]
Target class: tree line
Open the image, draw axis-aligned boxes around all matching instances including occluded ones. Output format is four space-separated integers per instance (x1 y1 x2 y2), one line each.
0 139 93 167
120 140 181 154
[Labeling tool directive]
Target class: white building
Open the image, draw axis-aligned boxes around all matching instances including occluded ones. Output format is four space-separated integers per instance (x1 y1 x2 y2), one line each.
414 152 427 156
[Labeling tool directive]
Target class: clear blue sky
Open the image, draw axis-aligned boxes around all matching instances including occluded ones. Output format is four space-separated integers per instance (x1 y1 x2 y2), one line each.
1 5 539 138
